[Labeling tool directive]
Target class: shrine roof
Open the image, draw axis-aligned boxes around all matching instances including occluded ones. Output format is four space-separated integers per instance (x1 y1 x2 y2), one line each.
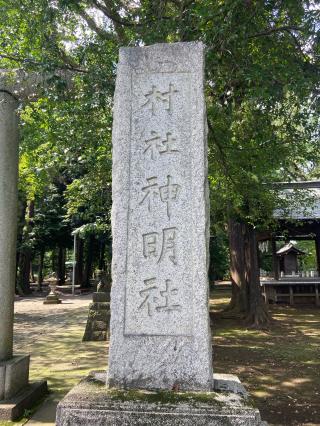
273 181 320 220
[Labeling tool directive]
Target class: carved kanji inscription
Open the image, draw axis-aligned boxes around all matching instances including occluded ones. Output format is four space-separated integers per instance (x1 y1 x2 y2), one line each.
138 278 181 317
144 131 179 160
142 83 178 115
143 227 177 265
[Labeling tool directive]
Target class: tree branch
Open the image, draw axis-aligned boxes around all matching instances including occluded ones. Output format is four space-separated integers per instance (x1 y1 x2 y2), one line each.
207 119 236 184
76 7 115 40
93 0 135 27
89 0 129 43
0 53 88 74
248 26 303 39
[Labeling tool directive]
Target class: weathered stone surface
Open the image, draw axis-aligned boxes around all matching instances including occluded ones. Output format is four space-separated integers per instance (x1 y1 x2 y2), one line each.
0 92 19 361
92 292 108 303
0 380 47 421
56 372 266 426
83 302 110 342
109 42 212 391
213 374 248 398
43 294 62 304
0 355 30 400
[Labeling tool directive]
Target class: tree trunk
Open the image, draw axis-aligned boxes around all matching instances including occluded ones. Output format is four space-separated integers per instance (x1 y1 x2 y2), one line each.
271 237 279 280
244 224 270 328
15 197 27 294
17 251 32 294
56 246 66 285
225 218 270 328
75 237 84 286
99 240 105 270
30 261 35 283
37 248 45 291
17 200 34 295
225 218 248 314
83 235 94 288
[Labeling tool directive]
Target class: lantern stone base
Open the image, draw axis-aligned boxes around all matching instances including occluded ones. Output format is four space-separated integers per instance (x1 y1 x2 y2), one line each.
0 355 47 420
43 294 62 304
56 371 267 426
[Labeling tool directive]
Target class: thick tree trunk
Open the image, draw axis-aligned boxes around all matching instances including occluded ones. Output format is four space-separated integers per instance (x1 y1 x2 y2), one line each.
17 251 32 294
225 218 270 328
225 218 248 314
83 235 94 288
37 248 45 291
56 246 66 285
244 225 270 328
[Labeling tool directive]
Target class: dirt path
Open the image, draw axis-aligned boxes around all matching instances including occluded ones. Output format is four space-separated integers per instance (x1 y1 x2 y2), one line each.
2 290 319 425
11 294 108 426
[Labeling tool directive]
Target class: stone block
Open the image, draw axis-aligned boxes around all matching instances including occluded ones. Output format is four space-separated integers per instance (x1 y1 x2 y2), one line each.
0 380 47 421
83 303 110 342
92 292 108 303
213 373 248 398
95 321 107 331
109 41 212 391
43 294 62 304
0 355 30 400
90 302 109 311
56 372 265 426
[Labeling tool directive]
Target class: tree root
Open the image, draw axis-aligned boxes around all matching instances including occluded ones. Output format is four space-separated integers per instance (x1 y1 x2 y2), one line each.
245 305 272 330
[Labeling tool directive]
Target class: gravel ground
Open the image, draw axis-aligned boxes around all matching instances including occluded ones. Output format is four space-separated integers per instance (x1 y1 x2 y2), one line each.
10 293 108 426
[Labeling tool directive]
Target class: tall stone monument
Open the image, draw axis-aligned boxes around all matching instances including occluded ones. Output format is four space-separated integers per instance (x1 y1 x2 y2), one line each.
57 43 265 425
0 74 47 420
108 41 212 391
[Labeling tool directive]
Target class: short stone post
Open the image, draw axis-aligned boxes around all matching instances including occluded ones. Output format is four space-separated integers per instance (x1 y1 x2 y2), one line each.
0 80 47 421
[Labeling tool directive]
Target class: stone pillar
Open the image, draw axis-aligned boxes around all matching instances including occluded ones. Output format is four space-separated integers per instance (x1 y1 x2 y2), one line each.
0 87 47 421
0 91 18 361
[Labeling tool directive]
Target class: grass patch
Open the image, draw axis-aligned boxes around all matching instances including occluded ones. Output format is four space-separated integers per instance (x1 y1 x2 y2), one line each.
107 388 223 405
212 286 320 425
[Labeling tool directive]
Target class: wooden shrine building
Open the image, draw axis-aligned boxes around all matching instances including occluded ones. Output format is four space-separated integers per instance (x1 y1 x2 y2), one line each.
276 242 305 276
258 181 320 306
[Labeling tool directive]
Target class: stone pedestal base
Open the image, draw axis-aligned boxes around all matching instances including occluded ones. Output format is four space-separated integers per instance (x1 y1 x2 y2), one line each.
56 372 266 426
0 355 30 400
43 293 62 304
0 381 47 421
82 302 110 341
0 355 48 420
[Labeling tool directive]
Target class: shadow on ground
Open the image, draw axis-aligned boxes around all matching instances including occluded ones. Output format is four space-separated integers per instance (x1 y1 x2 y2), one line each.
212 288 320 426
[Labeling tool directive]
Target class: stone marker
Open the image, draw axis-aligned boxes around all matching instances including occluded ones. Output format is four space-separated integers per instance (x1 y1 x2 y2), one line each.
83 271 111 341
0 74 48 420
108 41 212 391
56 42 266 425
